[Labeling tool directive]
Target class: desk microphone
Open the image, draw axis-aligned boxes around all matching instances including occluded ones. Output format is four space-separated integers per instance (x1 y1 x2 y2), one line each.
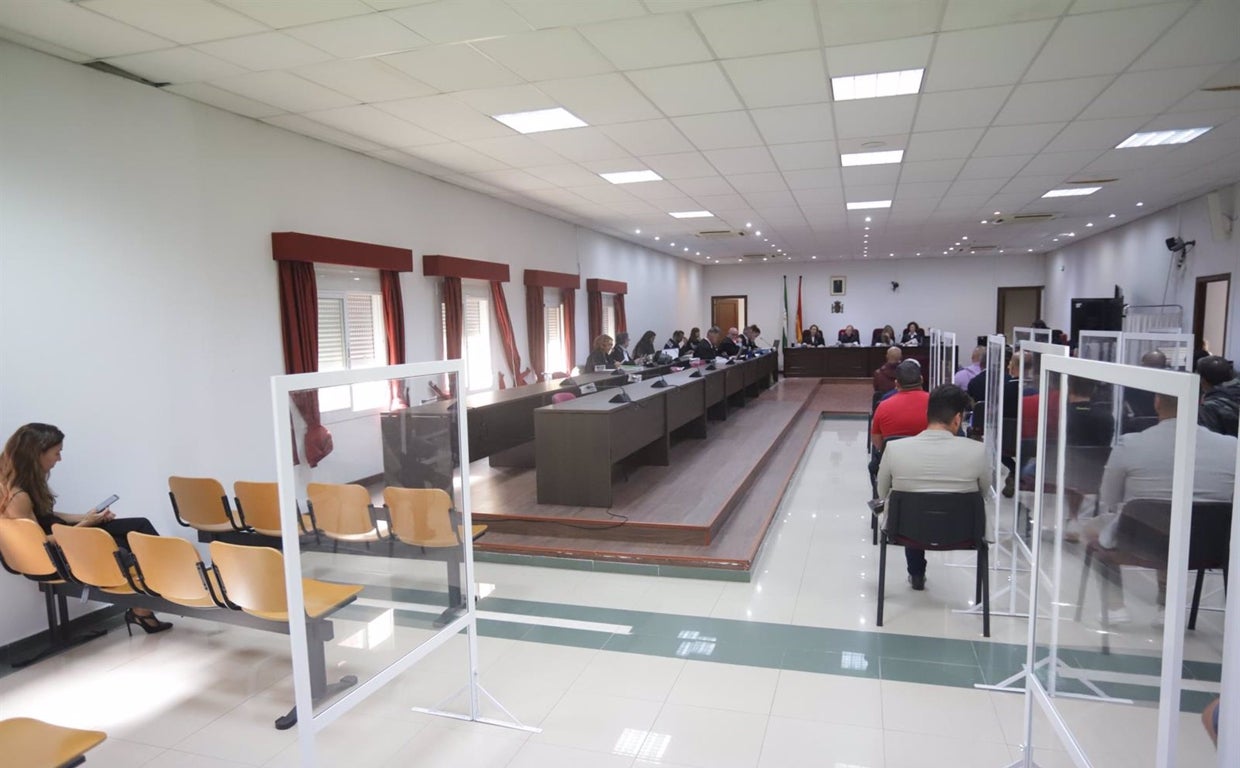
706 363 717 371
650 376 669 388
725 357 736 365
559 377 577 387
689 370 702 378
609 387 632 403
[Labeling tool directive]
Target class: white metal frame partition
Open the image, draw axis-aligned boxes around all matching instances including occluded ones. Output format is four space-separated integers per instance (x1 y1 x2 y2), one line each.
1013 355 1201 768
928 329 958 389
271 360 534 768
1121 331 1195 372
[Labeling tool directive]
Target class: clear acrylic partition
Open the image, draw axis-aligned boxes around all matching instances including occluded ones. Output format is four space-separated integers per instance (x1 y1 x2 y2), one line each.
1123 304 1183 335
984 335 1006 539
1077 331 1122 365
272 361 499 767
1013 326 1052 348
929 329 943 387
939 331 958 389
1020 355 1209 768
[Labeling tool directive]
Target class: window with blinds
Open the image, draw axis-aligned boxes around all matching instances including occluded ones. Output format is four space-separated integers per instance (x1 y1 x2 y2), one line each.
317 292 387 412
544 304 566 376
602 303 616 339
462 294 492 392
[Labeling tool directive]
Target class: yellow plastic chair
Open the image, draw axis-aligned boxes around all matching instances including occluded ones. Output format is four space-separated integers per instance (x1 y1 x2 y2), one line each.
127 532 222 609
168 476 242 534
0 518 62 582
383 487 486 549
0 717 106 768
233 481 312 538
305 483 387 544
49 524 139 596
207 541 362 621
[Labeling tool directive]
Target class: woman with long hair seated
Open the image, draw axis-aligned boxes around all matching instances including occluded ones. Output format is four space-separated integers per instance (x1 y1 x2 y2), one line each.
585 334 614 370
0 423 172 635
632 330 658 361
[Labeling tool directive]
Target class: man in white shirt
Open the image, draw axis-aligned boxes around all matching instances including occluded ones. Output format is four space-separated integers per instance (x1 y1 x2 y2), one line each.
878 384 991 590
1083 393 1237 623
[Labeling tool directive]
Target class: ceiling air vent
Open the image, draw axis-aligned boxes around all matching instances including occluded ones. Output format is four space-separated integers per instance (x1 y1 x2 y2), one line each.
1202 84 1240 92
990 213 1057 225
82 61 168 88
742 253 770 260
1068 178 1118 185
968 245 999 252
696 230 744 239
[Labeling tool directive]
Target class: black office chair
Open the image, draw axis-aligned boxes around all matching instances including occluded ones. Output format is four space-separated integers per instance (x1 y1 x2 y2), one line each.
868 433 907 545
967 400 986 439
878 491 989 637
1076 499 1230 638
870 328 884 345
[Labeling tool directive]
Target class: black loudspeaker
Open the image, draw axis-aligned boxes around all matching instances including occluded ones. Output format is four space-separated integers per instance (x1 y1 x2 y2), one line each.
1070 297 1124 349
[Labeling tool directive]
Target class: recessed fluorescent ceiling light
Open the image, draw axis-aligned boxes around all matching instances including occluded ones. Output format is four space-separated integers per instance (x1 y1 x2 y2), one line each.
1116 127 1211 148
1042 187 1101 198
832 68 923 101
840 150 904 167
669 210 714 218
846 200 892 210
600 169 662 184
492 107 586 134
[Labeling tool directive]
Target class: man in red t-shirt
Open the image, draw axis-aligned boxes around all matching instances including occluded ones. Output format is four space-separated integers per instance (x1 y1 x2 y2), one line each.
872 360 930 451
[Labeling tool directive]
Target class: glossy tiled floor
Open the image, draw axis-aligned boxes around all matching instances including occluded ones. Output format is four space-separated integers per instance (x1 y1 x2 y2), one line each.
0 419 1224 766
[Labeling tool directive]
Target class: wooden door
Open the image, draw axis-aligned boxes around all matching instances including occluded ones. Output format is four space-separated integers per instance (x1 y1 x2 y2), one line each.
1193 273 1230 357
996 286 1043 338
711 295 746 331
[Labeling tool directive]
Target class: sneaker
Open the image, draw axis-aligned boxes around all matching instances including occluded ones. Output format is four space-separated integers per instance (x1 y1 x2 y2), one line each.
1106 607 1131 625
1063 518 1082 543
1002 473 1015 498
908 573 926 591
1152 607 1166 627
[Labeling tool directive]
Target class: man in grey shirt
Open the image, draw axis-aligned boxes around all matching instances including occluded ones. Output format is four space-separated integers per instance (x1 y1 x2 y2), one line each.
1084 393 1236 623
878 384 991 590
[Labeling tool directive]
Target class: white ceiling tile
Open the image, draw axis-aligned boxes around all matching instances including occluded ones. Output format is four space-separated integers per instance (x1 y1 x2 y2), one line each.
933 194 991 211
947 177 1007 197
504 0 647 28
105 47 246 84
195 31 336 70
167 81 285 118
693 1 818 58
835 133 908 155
385 0 531 42
906 128 985 161
1132 0 1240 71
0 0 172 58
639 151 718 179
0 26 93 62
524 163 606 186
305 104 443 147
284 14 429 58
624 182 690 201
470 168 554 191
925 20 1055 91
600 119 694 156
369 147 454 176
1041 116 1145 152
376 94 510 140
293 58 435 102
263 113 384 151
816 0 944 46
644 0 748 11
842 165 900 187
833 95 917 139
1058 147 1159 174
216 0 372 28
913 86 1011 132
1024 4 1186 81
704 146 777 175
405 142 511 172
81 0 266 44
941 0 1070 30
770 141 839 172
211 70 358 112
959 154 1033 179
453 87 568 125
1169 87 1240 115
674 176 737 196
750 103 835 145
843 183 896 201
993 77 1111 126
999 174 1072 194
537 74 661 126
723 50 830 109
530 127 629 162
895 180 950 199
823 34 934 78
627 62 743 117
691 193 749 210
465 134 568 167
672 111 763 150
474 28 613 82
568 184 637 204
579 12 713 70
1019 150 1102 176
726 173 788 193
783 169 841 190
743 189 797 208
1140 108 1240 133
1078 65 1217 120
382 44 520 91
973 123 1064 157
898 158 964 182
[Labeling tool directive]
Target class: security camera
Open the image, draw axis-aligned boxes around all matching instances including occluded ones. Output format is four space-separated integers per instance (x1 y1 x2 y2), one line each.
1165 236 1195 252
891 281 900 292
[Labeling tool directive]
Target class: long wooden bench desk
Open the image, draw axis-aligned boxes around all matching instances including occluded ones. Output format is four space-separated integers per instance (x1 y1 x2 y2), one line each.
783 345 932 377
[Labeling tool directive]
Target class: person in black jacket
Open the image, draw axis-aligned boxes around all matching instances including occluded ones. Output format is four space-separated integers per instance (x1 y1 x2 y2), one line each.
608 332 633 365
718 327 741 357
585 334 614 369
682 327 702 356
901 322 925 346
664 330 685 352
837 324 861 344
695 326 722 359
632 330 657 361
1197 356 1240 437
801 325 826 346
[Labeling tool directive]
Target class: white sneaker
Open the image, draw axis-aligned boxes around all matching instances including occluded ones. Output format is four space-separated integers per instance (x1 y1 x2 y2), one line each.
1152 607 1166 627
1106 607 1131 625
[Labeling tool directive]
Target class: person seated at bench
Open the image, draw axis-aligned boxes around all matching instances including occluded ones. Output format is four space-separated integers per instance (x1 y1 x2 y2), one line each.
695 326 723 359
718 327 742 357
664 330 686 352
632 330 658 361
681 327 702 356
873 347 903 395
0 423 172 634
585 334 614 369
837 324 861 345
801 324 826 346
608 332 633 365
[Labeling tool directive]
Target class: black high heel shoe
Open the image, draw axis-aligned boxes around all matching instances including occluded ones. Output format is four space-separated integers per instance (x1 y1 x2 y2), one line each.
124 609 173 636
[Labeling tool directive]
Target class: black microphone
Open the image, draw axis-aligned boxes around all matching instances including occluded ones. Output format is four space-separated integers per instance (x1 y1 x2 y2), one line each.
609 387 632 403
689 369 702 378
559 377 576 387
650 376 669 388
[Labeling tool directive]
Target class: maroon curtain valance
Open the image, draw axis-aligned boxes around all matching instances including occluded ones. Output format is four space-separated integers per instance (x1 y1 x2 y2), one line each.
423 254 510 282
585 278 627 294
273 232 412 271
524 269 580 289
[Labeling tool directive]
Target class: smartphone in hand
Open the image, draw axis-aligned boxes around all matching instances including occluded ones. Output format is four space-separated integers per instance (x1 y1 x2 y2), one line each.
92 494 119 513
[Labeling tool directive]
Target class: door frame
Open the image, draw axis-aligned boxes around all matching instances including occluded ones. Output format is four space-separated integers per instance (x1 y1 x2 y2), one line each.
711 294 748 330
1193 272 1231 357
996 285 1044 335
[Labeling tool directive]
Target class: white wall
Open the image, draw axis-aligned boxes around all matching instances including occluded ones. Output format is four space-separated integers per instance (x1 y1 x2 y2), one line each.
0 41 702 644
1043 184 1240 357
702 252 1047 350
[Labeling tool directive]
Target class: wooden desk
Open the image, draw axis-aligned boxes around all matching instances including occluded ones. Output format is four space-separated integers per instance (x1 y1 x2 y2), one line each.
783 346 932 378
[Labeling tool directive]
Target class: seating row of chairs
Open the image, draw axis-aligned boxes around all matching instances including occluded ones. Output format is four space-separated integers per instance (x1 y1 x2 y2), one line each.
167 477 485 549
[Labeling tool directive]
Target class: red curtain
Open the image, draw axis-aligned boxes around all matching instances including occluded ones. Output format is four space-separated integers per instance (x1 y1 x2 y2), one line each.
525 285 545 379
490 281 522 385
613 293 627 335
443 276 463 360
380 270 406 408
587 288 602 344
278 261 333 467
562 288 576 373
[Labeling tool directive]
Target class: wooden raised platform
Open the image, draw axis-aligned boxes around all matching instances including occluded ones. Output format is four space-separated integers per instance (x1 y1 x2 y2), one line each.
468 378 837 570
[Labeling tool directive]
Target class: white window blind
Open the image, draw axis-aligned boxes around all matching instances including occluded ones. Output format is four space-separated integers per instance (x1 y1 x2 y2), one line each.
602 304 616 339
317 291 387 412
462 293 492 392
544 304 566 376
